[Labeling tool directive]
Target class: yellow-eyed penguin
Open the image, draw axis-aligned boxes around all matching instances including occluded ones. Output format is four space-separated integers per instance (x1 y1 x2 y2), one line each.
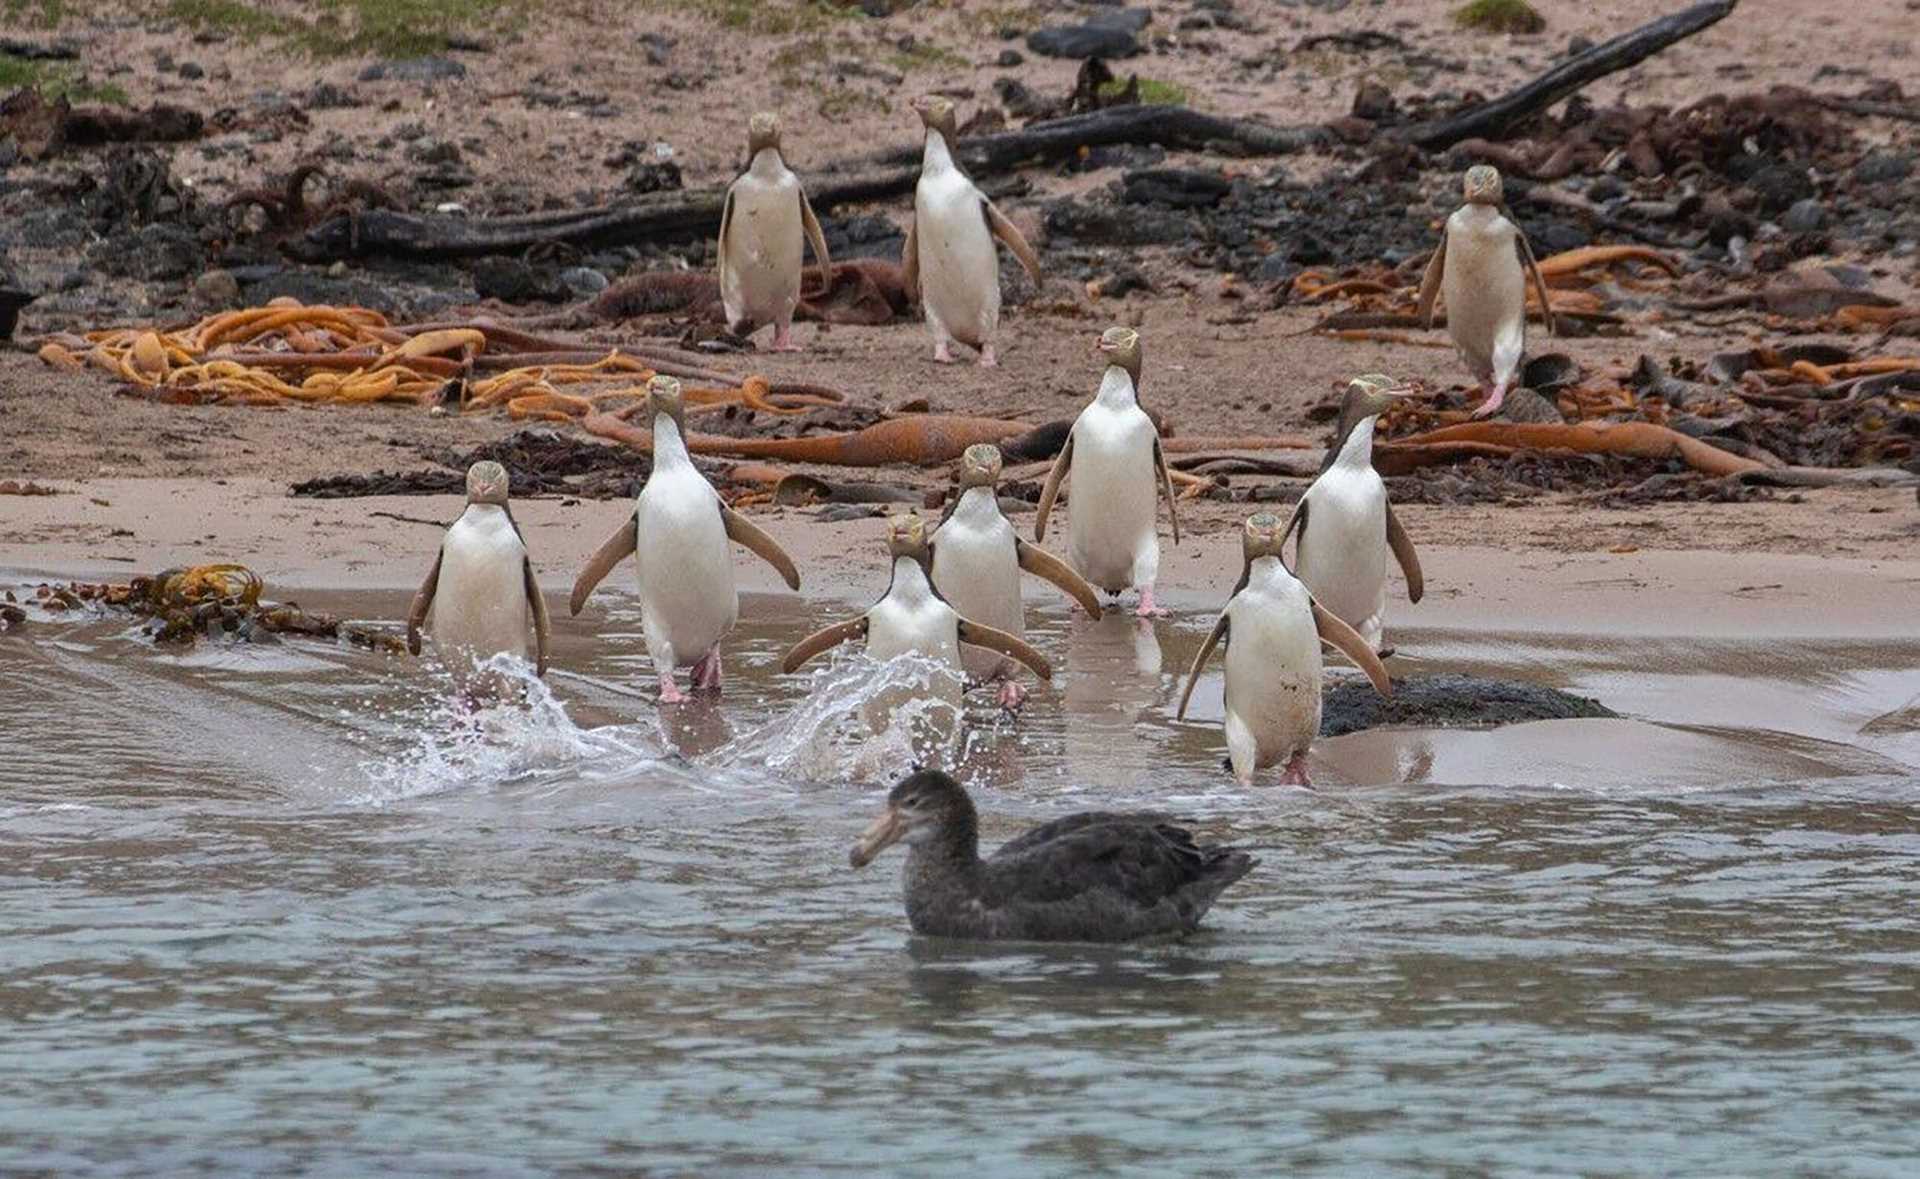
570 375 802 704
1416 164 1555 419
930 443 1103 711
902 95 1042 367
1287 375 1424 653
1034 326 1180 617
717 111 832 352
407 460 552 692
1177 513 1391 787
782 513 1052 726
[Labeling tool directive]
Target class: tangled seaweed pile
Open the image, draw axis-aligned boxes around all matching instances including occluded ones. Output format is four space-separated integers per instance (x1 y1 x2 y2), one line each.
21 563 402 650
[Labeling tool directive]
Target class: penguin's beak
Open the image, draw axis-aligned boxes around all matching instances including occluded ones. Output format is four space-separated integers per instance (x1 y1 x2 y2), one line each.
850 805 908 869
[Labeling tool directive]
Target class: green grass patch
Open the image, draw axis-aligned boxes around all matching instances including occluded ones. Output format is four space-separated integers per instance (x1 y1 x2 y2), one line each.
1452 0 1545 34
657 0 864 36
886 40 967 72
0 56 130 103
161 0 531 58
2 0 65 25
1099 77 1187 106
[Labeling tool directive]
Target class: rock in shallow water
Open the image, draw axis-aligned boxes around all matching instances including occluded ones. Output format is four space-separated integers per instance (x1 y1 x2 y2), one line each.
1321 673 1615 737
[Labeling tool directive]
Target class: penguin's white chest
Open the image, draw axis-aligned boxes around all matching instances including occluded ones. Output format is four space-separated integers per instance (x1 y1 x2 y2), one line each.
1295 466 1389 646
431 505 530 670
1441 206 1526 380
633 464 738 660
914 167 998 345
931 491 1024 636
720 165 805 329
1068 396 1159 592
867 570 962 670
1223 571 1323 766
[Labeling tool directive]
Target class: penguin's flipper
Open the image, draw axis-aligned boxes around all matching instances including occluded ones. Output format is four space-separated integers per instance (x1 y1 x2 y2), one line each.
722 504 802 590
716 188 736 286
1416 227 1447 329
1311 600 1392 698
407 549 444 656
900 214 920 301
1015 538 1102 618
982 199 1043 284
523 557 552 677
1279 496 1308 560
799 188 832 293
781 616 869 673
1384 502 1423 604
955 618 1051 683
1510 216 1555 337
1175 612 1229 721
1152 436 1181 547
1033 431 1073 542
570 511 638 616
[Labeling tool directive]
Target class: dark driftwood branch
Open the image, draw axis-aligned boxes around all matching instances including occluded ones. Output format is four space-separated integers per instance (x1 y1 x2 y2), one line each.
291 106 1329 261
1393 0 1739 150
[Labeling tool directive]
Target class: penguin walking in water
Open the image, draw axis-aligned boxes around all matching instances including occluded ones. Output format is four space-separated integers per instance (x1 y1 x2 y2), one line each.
930 444 1103 711
407 460 552 696
1287 375 1424 653
782 513 1052 730
902 95 1042 367
1034 326 1180 617
717 111 832 352
1417 164 1555 419
1177 513 1392 787
570 376 802 704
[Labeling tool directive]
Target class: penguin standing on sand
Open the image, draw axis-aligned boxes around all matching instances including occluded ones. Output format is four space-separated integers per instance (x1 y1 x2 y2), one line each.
1417 164 1555 419
408 460 552 692
930 443 1103 711
1177 513 1392 788
1034 326 1180 617
717 111 832 352
1287 375 1424 653
782 513 1053 728
902 94 1043 367
570 376 802 704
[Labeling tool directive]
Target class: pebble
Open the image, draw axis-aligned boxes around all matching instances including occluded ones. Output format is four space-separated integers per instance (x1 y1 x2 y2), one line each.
358 56 466 83
1027 23 1140 59
560 266 609 297
1854 150 1914 185
1781 198 1825 233
996 49 1024 67
190 268 239 307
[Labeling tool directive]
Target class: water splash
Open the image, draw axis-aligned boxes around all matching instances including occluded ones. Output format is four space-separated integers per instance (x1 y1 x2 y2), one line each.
354 654 664 805
715 650 968 783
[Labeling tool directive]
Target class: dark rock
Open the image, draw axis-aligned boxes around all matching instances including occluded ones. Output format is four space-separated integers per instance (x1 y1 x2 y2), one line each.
1044 199 1189 246
90 223 201 281
1782 198 1825 233
0 286 33 342
1350 80 1396 121
1853 150 1913 185
997 49 1024 67
305 81 361 109
1743 163 1812 215
823 212 906 261
408 138 462 165
470 256 567 303
624 160 683 194
560 266 609 297
178 61 204 80
1532 220 1589 254
1087 7 1152 33
640 32 674 65
1566 34 1594 56
1122 168 1231 208
994 77 1055 120
358 56 467 83
1321 673 1615 737
190 268 240 307
1253 253 1298 285
1026 23 1139 59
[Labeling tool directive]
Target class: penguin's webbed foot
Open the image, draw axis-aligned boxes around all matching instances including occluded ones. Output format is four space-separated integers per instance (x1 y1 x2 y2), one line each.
657 674 687 705
770 323 803 352
1280 754 1313 789
995 679 1026 714
932 341 956 364
1134 586 1169 618
1470 381 1508 419
977 344 999 368
691 648 724 693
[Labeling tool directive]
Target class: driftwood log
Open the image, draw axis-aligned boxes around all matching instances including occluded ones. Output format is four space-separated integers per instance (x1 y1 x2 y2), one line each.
1392 0 1739 150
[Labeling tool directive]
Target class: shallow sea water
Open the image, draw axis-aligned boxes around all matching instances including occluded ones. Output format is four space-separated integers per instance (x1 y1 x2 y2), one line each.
3 585 1919 1177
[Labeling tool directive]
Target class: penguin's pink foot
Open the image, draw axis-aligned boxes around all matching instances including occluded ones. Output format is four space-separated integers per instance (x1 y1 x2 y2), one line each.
1470 380 1507 419
932 341 956 364
1134 586 1169 618
995 679 1027 712
1279 754 1313 788
657 673 687 705
770 323 803 353
977 344 999 368
691 648 724 693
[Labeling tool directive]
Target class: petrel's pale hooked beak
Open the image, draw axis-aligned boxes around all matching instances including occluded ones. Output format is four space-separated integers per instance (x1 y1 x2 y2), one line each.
850 805 908 869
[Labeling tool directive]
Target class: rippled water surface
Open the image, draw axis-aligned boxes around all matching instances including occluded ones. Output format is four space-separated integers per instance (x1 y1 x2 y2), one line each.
4 585 1919 1176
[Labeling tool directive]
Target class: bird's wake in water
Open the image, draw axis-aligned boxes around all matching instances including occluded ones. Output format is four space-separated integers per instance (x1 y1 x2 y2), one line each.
354 655 663 805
